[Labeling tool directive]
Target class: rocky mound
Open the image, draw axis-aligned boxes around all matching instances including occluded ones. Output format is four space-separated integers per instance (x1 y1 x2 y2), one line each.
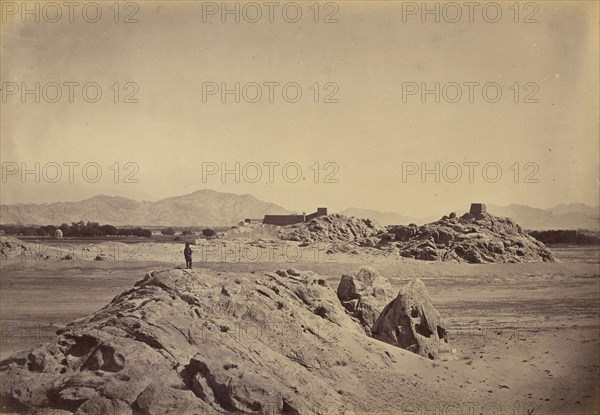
373 212 557 263
0 268 467 415
372 279 450 360
336 267 394 335
278 214 383 244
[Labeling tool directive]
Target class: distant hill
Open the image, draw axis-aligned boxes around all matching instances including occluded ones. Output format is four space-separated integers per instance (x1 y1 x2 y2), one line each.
546 203 600 217
0 190 289 226
487 204 599 231
339 204 600 231
2 192 597 230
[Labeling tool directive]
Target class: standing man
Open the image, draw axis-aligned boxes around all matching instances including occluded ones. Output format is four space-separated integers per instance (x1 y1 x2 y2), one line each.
184 242 193 269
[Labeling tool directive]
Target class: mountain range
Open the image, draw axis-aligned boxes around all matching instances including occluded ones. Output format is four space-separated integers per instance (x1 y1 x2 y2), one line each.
1 190 598 230
0 190 288 227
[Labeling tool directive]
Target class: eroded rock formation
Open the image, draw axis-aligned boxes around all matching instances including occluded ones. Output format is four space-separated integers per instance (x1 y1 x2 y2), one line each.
336 267 394 335
1 268 459 415
375 212 557 263
279 214 383 244
372 279 450 360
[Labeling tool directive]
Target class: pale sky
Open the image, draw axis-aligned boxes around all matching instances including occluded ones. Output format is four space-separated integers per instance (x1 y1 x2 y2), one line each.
1 1 598 217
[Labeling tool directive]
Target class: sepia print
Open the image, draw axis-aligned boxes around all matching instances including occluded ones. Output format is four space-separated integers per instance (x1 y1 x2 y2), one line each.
1 1 599 414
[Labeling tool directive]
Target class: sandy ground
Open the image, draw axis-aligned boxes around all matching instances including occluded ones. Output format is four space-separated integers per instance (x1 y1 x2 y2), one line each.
0 241 598 414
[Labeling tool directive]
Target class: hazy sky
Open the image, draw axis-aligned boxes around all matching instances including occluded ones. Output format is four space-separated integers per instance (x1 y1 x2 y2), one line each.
1 1 598 217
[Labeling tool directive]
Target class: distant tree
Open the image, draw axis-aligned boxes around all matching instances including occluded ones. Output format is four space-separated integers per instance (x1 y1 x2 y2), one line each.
161 227 175 235
1 225 18 235
181 229 193 236
99 225 118 236
40 225 58 236
59 223 70 237
118 228 133 236
81 221 100 237
202 228 216 237
130 228 152 238
69 221 83 237
529 229 599 245
3 222 153 239
20 227 38 236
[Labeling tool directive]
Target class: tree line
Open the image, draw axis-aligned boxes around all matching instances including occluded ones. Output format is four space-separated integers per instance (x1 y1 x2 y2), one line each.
529 229 599 245
1 223 217 238
161 228 216 237
1 222 152 238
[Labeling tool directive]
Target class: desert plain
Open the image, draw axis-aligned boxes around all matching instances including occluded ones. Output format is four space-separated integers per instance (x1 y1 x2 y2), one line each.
0 229 598 415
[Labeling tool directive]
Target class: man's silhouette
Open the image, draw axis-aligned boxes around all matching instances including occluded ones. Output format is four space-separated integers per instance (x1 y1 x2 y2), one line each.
184 242 193 269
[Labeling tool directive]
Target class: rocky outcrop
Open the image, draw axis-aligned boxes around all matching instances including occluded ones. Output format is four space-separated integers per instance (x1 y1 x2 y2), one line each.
0 269 343 414
372 279 450 360
275 210 556 263
374 212 557 263
0 268 465 415
336 267 394 335
279 214 383 244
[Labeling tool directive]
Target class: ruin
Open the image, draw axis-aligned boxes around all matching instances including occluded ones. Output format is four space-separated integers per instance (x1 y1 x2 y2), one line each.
263 207 327 226
469 203 486 215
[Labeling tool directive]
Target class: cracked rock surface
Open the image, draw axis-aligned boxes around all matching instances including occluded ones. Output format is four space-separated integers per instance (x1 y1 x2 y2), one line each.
375 212 557 263
336 267 394 335
0 268 474 415
372 279 450 360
